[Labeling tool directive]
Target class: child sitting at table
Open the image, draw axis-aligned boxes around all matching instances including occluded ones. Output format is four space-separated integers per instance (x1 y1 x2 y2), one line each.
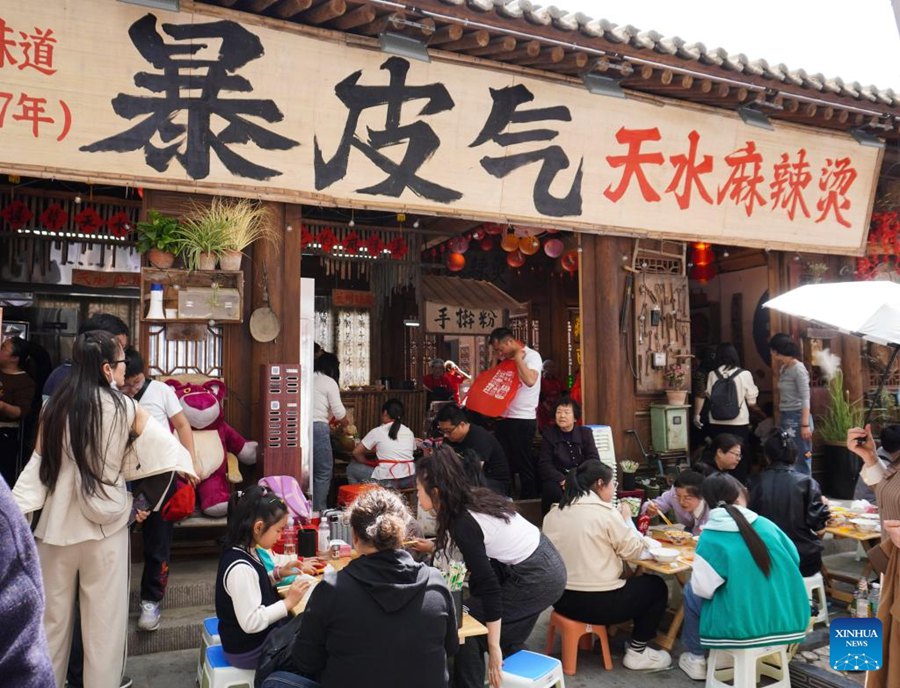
215 486 316 669
678 473 809 680
640 470 708 535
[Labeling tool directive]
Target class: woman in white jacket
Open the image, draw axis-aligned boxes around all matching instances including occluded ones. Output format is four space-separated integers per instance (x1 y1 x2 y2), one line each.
13 331 192 688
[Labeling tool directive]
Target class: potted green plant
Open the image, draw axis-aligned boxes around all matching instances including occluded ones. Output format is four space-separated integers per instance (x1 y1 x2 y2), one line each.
620 459 640 491
135 210 181 269
175 201 230 270
816 367 865 498
216 198 275 271
664 362 688 405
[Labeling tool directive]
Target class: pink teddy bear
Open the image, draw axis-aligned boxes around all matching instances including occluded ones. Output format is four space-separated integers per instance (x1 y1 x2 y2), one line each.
166 379 258 517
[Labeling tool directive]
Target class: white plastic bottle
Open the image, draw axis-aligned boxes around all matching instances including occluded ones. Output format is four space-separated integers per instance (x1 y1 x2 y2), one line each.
318 519 331 555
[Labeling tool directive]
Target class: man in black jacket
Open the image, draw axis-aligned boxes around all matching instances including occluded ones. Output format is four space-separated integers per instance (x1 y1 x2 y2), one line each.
436 404 510 495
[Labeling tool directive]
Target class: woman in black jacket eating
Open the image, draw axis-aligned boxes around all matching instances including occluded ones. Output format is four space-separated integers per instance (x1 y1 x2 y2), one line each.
412 447 567 688
537 397 600 515
749 429 830 576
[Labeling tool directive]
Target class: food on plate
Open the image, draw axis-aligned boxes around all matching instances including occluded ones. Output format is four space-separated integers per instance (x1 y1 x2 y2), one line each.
663 529 693 545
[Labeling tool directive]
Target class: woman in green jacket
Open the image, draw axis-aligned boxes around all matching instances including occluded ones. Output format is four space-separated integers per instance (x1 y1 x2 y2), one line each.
678 473 809 680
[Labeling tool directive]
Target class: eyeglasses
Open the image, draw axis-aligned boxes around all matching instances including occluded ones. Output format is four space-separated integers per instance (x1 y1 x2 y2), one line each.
727 449 743 458
438 424 459 436
110 358 126 367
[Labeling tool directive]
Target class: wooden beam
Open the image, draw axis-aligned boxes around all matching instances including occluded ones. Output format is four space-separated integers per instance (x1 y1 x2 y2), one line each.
548 51 589 73
522 45 565 67
440 30 490 52
468 35 517 57
329 3 375 30
428 24 465 46
502 40 541 62
300 0 346 25
246 0 280 11
357 11 404 36
273 0 314 19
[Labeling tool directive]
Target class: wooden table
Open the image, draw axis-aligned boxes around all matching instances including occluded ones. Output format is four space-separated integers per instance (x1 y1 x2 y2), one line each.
821 525 881 603
629 539 695 651
279 556 488 643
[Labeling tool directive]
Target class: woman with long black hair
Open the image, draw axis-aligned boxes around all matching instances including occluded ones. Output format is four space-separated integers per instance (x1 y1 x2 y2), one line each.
349 398 415 489
12 330 191 688
412 448 566 688
678 473 809 680
0 335 36 487
543 460 671 671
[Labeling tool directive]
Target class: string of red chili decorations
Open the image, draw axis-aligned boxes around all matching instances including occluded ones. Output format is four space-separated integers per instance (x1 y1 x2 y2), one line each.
856 210 900 280
299 224 408 260
435 223 577 276
0 199 134 237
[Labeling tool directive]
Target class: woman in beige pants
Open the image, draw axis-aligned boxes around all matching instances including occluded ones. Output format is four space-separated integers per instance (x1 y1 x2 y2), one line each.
13 330 191 688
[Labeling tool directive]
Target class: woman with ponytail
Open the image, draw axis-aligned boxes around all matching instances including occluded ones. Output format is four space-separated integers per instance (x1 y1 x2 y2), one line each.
749 429 830 576
678 473 809 680
349 398 416 488
543 460 671 671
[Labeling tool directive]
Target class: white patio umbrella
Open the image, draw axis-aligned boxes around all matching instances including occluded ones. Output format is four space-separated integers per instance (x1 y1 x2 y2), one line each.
764 280 900 423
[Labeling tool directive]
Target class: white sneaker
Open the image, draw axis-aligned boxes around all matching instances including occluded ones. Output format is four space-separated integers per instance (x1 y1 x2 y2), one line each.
137 600 160 631
623 647 672 671
679 652 707 680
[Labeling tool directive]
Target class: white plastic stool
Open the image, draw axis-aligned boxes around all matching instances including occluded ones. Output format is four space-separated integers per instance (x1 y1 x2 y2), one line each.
196 616 221 685
200 645 255 688
501 650 566 688
804 572 829 627
706 645 790 688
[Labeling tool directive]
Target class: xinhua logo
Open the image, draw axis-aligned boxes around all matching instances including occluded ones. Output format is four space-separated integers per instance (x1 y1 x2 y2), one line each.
830 617 883 671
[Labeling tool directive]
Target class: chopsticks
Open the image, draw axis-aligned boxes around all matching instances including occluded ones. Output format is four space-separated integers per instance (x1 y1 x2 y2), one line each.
657 511 674 527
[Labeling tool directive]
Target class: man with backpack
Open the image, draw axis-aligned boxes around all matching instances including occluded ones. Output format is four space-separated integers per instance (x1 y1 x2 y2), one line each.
693 343 761 484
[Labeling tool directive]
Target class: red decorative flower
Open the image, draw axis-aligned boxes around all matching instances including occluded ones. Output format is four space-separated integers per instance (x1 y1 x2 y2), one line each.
364 235 384 256
107 211 131 238
39 203 68 232
300 225 314 248
343 231 361 255
316 228 337 253
387 236 407 259
75 207 103 234
1 200 34 228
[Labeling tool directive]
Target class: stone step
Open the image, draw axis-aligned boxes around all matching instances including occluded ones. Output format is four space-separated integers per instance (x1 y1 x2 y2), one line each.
128 603 214 657
129 556 218 611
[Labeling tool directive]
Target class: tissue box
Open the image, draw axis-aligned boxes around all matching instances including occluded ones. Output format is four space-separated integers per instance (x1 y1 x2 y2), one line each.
178 287 241 321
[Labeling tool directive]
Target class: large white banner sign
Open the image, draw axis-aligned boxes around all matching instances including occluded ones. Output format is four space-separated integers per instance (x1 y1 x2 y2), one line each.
0 0 882 253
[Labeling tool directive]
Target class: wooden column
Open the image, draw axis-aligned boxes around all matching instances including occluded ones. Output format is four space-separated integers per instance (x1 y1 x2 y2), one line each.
579 233 631 453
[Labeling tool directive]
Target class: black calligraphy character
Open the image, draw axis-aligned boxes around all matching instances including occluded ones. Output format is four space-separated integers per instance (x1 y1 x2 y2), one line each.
81 14 298 181
434 307 450 330
314 56 461 203
478 310 497 329
470 84 583 217
456 308 475 330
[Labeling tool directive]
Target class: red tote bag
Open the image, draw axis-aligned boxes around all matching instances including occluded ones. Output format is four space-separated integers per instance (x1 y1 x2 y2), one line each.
464 360 520 418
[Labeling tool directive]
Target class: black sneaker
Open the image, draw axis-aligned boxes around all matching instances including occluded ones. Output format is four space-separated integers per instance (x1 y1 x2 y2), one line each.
120 676 133 688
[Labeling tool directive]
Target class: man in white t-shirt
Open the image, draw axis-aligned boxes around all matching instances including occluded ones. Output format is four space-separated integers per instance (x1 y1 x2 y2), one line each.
122 348 197 634
488 327 542 498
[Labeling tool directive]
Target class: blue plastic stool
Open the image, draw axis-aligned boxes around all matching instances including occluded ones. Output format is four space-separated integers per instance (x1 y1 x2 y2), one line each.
200 644 255 688
196 616 221 685
501 650 566 688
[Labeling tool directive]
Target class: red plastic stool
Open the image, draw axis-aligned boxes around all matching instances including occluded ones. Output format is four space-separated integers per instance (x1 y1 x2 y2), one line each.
337 483 379 507
544 610 613 675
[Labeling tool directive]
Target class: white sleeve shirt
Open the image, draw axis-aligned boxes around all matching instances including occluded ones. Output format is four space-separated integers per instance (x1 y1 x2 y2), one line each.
223 561 288 634
140 380 184 429
312 372 346 424
503 346 543 420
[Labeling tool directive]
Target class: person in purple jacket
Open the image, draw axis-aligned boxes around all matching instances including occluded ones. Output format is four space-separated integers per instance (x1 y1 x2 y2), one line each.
0 473 54 687
640 470 709 535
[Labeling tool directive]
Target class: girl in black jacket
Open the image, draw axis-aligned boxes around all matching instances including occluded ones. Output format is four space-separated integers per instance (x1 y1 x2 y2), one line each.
749 430 830 576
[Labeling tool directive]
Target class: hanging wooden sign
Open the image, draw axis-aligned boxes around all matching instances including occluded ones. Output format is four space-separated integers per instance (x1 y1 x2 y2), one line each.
0 0 882 254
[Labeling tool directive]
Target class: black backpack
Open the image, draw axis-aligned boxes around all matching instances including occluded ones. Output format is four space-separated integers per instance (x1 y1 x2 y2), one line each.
708 368 743 421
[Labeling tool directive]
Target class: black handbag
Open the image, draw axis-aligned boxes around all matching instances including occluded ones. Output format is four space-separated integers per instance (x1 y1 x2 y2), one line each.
254 614 305 688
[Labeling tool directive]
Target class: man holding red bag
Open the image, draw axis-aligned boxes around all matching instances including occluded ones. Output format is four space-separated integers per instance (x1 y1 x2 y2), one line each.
488 328 542 498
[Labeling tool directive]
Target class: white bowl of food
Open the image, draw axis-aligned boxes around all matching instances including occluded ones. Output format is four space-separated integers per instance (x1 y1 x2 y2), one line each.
850 518 880 532
652 547 680 563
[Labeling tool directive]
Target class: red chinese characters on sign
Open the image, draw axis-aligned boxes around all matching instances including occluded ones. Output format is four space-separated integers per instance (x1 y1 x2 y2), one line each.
601 128 859 228
0 17 69 141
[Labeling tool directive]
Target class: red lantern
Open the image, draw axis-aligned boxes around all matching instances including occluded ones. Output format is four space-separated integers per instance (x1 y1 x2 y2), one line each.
690 262 718 282
560 249 578 273
472 227 485 241
501 230 519 252
480 236 494 251
483 222 503 235
448 236 469 254
543 237 564 258
506 249 525 268
691 242 713 267
518 235 540 256
447 252 465 272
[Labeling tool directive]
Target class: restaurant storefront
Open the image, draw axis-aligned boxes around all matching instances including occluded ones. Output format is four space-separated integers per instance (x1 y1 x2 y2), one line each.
0 0 892 481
